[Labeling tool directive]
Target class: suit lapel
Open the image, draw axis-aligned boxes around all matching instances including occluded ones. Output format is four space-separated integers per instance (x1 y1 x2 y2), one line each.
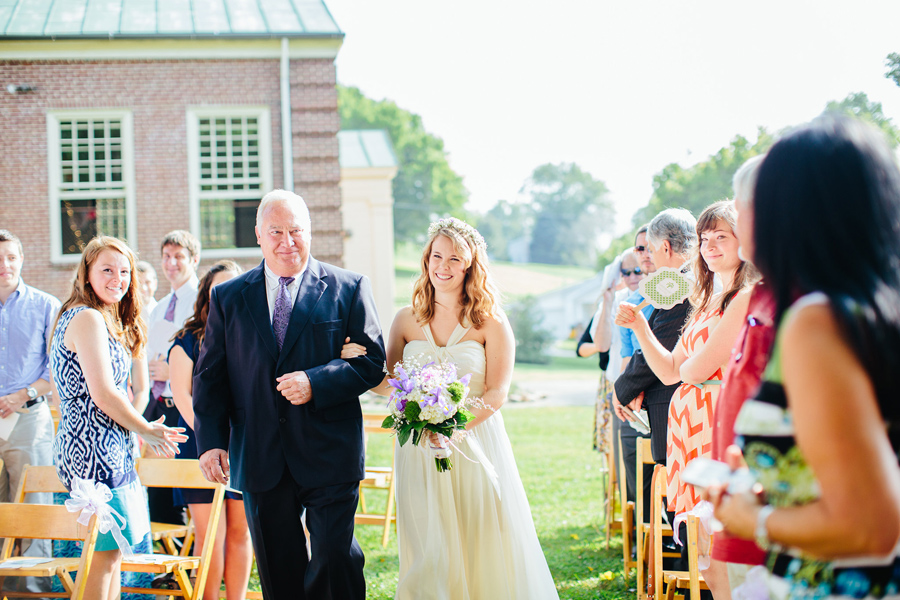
277 258 327 368
242 263 279 362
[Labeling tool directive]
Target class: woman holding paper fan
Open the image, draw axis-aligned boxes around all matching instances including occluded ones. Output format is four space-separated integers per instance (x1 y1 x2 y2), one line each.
616 201 758 598
341 217 558 599
49 236 187 600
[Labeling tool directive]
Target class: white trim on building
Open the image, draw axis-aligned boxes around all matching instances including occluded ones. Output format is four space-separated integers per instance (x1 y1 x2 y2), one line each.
186 106 272 260
47 109 136 264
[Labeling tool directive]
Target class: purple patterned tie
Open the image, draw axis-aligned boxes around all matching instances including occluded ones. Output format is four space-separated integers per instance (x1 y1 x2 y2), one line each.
151 293 177 399
273 276 295 350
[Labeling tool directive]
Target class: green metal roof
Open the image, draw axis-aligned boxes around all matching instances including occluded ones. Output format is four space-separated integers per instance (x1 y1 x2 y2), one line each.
0 0 342 39
338 130 398 170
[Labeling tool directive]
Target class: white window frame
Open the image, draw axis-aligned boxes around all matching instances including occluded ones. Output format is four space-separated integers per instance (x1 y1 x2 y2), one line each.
186 106 273 259
47 110 137 264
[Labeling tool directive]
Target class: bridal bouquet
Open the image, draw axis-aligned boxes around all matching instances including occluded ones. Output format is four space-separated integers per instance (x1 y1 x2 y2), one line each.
381 356 476 472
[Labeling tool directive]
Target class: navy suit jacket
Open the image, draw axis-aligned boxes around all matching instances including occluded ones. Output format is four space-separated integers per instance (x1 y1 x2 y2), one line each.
193 258 386 494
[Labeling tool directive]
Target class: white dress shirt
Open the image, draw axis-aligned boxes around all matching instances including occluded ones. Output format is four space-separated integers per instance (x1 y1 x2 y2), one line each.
263 261 304 324
146 274 199 397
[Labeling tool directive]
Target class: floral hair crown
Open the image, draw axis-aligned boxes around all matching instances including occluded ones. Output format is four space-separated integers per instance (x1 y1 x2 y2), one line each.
428 217 487 252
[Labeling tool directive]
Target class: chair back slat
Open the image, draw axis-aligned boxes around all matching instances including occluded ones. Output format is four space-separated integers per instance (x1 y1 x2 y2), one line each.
687 514 702 599
17 465 67 500
135 458 217 489
0 504 91 542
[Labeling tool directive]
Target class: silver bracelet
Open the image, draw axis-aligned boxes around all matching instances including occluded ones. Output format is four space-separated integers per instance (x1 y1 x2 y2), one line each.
755 505 776 551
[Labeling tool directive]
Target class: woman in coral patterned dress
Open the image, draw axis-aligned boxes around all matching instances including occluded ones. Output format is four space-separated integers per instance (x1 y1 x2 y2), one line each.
616 200 757 598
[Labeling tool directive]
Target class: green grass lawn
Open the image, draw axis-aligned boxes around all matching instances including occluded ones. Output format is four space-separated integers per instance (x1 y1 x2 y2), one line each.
512 340 602 383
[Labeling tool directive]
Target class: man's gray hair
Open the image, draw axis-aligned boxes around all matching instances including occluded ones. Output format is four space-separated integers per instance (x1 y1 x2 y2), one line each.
256 189 311 228
647 208 697 255
732 154 766 207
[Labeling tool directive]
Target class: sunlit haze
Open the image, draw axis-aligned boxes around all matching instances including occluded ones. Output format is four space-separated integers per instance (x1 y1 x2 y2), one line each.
326 0 900 236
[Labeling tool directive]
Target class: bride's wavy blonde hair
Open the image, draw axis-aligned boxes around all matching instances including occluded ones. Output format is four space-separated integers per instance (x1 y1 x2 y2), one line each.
411 222 501 329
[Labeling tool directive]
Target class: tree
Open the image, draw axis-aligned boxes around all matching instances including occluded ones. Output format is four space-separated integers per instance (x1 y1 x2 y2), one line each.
597 129 773 269
885 52 900 88
521 163 614 267
824 92 900 148
337 85 469 245
475 200 533 261
631 128 775 229
507 296 553 364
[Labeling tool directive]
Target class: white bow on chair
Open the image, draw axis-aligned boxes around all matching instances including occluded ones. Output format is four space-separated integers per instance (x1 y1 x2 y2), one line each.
65 477 134 558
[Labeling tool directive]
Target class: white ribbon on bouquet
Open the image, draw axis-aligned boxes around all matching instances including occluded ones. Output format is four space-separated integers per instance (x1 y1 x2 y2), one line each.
430 434 501 501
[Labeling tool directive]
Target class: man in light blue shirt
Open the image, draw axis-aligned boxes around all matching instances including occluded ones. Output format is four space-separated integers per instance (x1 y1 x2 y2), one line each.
0 229 60 596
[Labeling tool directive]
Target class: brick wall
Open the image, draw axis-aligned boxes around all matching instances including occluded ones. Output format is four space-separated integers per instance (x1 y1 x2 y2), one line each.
0 57 343 300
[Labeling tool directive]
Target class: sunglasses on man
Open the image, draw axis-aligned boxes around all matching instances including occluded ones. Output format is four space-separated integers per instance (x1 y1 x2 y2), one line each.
621 268 642 277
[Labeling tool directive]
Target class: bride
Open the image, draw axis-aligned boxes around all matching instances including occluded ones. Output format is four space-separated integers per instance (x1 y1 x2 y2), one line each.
342 218 558 600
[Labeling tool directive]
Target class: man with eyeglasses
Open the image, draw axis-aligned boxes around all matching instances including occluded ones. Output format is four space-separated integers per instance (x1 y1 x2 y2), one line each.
615 226 657 546
632 225 656 278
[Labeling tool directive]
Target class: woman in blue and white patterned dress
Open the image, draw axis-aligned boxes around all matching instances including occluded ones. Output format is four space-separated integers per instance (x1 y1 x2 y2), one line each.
50 236 187 600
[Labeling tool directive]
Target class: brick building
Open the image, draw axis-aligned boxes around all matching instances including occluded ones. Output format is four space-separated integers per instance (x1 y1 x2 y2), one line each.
0 0 351 300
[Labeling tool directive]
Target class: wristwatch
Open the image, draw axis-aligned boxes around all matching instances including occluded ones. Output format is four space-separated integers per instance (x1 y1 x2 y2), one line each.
755 505 776 551
25 386 38 400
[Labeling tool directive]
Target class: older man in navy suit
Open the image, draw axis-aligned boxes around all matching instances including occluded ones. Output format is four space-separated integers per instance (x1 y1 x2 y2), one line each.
193 190 386 600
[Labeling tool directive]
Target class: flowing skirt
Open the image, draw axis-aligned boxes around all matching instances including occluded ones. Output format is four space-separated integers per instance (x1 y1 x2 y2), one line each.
394 412 559 600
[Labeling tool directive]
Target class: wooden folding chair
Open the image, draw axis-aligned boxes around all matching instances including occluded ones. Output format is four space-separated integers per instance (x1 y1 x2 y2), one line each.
120 458 225 600
600 376 622 550
635 437 661 600
355 412 397 547
648 464 709 600
140 447 195 556
618 436 636 578
0 503 99 600
662 514 710 600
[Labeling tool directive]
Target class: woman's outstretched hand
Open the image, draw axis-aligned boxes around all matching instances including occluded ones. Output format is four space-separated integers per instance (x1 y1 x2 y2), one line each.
140 416 188 458
340 337 368 359
703 445 764 541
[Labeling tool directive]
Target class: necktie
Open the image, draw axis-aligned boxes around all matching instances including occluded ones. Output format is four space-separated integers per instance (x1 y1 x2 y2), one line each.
151 293 177 400
273 276 295 350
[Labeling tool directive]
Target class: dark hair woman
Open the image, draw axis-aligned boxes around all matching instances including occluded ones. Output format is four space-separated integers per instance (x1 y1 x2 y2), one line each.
168 260 251 600
711 115 900 598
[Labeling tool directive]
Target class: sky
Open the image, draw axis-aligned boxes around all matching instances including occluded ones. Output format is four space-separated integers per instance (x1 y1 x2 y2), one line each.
324 0 900 236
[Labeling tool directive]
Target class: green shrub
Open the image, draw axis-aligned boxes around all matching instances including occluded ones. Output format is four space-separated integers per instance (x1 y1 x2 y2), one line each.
508 296 553 364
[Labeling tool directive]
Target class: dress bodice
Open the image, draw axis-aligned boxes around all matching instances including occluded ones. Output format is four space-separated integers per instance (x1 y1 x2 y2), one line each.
403 322 486 398
50 306 136 489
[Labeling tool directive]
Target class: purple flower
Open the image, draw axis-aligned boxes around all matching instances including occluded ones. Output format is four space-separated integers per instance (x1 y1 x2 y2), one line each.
388 365 414 394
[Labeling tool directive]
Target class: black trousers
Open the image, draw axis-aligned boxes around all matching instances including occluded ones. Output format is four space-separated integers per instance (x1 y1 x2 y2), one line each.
647 401 671 465
142 397 186 525
242 465 365 600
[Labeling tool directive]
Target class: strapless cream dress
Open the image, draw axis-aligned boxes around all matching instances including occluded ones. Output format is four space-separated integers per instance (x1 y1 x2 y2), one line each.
394 323 559 600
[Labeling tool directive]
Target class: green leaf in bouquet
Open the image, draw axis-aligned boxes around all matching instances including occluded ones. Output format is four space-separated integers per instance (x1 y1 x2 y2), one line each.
411 429 421 446
455 408 475 425
447 381 466 403
397 423 413 447
413 421 426 431
381 415 395 430
404 401 421 422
